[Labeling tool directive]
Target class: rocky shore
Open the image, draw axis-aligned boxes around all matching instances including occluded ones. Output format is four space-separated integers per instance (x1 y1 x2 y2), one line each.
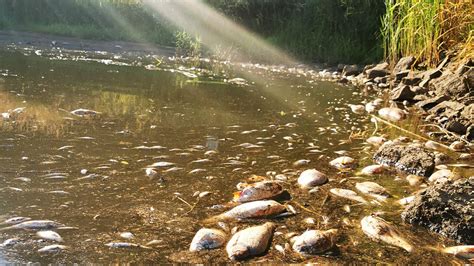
338 56 473 245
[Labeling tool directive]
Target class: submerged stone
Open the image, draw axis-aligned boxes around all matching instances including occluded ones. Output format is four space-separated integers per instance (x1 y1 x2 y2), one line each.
373 142 435 177
401 178 473 244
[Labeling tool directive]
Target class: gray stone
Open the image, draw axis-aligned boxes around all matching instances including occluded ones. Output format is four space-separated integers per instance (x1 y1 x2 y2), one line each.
390 85 415 101
401 178 473 244
432 70 470 99
394 56 416 73
395 70 410 81
416 95 450 111
373 142 435 177
401 76 422 86
342 64 362 76
366 62 390 79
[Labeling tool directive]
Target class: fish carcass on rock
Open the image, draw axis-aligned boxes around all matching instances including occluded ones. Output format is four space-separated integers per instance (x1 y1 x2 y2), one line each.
233 181 283 203
292 229 338 256
355 181 389 201
189 228 227 252
330 188 367 204
226 222 275 261
361 215 412 252
206 200 286 222
297 169 328 188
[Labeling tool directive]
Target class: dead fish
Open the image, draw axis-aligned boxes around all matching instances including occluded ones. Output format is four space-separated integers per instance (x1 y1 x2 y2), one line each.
38 244 68 253
449 141 466 152
361 215 412 252
188 169 207 175
329 156 355 170
163 167 184 173
425 141 444 151
199 191 211 198
206 200 286 222
378 107 406 122
0 238 21 247
398 196 415 206
14 177 31 182
145 168 158 179
226 222 275 261
348 104 365 114
442 245 474 260
292 229 338 255
297 169 328 188
133 145 166 150
355 182 389 201
120 232 134 239
2 217 31 225
359 165 386 176
149 161 175 168
0 220 64 231
365 102 376 113
293 159 310 167
233 181 283 203
105 242 151 249
191 158 212 164
366 136 386 146
330 188 367 204
189 228 227 252
36 231 63 242
70 108 100 117
145 240 163 246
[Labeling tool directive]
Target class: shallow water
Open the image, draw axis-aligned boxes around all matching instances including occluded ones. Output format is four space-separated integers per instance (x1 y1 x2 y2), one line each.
0 50 464 263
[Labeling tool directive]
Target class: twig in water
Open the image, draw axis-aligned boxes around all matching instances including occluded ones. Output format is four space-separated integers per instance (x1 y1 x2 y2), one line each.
420 123 469 144
174 196 193 208
291 200 322 217
183 197 200 215
370 115 450 149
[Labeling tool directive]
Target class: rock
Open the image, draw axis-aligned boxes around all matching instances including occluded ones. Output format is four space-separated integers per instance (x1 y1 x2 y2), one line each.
401 178 473 244
343 65 362 76
432 70 471 99
401 76 422 86
416 95 449 111
373 142 435 177
455 58 473 76
366 62 390 79
395 70 410 81
374 76 388 84
394 56 416 73
391 85 416 102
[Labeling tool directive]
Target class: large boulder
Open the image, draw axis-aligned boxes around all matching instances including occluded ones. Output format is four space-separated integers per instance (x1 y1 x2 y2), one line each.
373 142 435 177
431 69 472 100
366 62 390 79
401 178 474 244
394 56 416 73
342 64 362 76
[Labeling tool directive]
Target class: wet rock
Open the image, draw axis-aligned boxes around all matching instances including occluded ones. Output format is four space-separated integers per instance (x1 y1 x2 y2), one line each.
401 178 473 244
432 68 472 99
366 62 390 79
401 76 422 86
373 142 435 177
394 56 416 73
395 70 410 81
391 85 415 102
342 65 362 76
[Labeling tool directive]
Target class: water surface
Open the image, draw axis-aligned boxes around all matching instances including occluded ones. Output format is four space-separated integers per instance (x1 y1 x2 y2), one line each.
0 50 462 264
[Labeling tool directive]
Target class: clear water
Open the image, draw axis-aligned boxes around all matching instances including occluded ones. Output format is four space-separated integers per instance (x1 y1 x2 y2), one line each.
0 50 464 263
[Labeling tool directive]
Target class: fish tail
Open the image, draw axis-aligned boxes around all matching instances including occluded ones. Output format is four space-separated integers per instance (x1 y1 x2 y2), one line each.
395 235 413 252
0 226 12 231
202 214 226 224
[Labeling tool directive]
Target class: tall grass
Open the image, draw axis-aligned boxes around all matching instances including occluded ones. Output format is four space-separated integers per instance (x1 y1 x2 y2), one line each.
382 0 473 67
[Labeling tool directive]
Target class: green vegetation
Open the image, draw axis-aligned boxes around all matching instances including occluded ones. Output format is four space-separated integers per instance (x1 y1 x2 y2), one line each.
0 0 471 65
381 0 473 67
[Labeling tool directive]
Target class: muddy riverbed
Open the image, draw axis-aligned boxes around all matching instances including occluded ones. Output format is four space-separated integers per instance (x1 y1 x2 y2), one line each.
0 42 471 263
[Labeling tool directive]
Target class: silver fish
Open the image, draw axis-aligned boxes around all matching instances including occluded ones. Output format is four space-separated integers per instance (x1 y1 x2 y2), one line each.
105 242 151 249
361 215 412 252
36 230 63 242
292 229 338 255
0 220 65 231
233 181 283 203
226 222 275 261
38 244 68 253
206 200 286 222
298 169 328 188
189 228 227 252
330 188 367 204
2 217 31 225
0 238 21 247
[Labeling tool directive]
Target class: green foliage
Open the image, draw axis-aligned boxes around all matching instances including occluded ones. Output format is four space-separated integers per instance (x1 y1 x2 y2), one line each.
175 31 202 58
381 0 473 66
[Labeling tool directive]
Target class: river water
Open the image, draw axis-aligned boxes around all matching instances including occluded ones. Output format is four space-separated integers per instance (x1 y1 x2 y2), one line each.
0 50 463 263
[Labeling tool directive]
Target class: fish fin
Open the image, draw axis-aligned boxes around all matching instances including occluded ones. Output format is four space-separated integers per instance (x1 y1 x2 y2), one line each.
232 191 242 201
